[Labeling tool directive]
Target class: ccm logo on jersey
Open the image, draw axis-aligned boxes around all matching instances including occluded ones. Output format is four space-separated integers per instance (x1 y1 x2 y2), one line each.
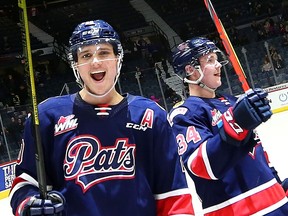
126 123 148 131
55 115 78 136
126 108 154 131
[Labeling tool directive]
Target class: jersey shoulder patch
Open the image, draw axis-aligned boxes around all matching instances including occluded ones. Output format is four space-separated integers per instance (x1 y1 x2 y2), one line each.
168 106 188 125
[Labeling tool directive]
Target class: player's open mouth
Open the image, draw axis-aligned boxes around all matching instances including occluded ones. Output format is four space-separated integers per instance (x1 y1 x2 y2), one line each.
91 71 106 81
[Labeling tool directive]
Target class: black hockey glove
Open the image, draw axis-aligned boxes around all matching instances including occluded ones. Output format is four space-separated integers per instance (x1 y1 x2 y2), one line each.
17 191 65 216
219 88 272 147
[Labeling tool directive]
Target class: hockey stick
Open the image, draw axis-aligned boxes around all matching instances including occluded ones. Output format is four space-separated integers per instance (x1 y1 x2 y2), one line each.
204 0 250 92
18 0 47 199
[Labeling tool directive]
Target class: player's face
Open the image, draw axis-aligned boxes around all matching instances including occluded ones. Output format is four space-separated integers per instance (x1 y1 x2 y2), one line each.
76 43 118 95
199 52 223 89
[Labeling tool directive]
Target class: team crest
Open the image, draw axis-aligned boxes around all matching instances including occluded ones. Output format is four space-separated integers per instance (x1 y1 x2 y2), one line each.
211 108 222 126
55 115 78 136
64 136 136 192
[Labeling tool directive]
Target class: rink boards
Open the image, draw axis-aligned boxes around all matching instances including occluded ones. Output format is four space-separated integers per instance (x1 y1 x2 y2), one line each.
0 161 16 200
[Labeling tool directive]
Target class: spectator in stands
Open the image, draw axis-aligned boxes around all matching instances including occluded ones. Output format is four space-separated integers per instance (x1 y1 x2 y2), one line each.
18 84 28 105
34 64 47 87
0 131 3 149
263 18 276 38
9 92 21 107
261 55 274 85
283 31 288 46
279 22 288 36
16 117 25 143
0 76 9 105
5 116 19 149
269 46 284 70
30 5 38 17
256 26 266 41
137 36 149 59
5 73 19 93
250 20 260 38
2 35 11 52
161 58 169 77
0 130 5 161
132 40 140 57
262 56 273 72
135 66 144 81
267 1 276 16
271 50 284 70
281 0 288 21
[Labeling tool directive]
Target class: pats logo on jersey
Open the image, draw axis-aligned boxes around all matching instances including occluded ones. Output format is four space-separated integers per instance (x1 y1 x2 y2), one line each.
55 115 78 136
64 135 136 192
211 108 222 126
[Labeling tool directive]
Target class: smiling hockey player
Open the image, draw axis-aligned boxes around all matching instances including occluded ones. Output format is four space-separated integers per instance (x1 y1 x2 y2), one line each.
169 37 288 215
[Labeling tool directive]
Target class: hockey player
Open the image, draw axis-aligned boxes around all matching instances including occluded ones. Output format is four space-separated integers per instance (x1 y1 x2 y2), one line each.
168 37 288 215
10 20 194 216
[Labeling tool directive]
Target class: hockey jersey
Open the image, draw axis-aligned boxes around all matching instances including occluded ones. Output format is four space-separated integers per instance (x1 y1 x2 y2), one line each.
168 94 288 215
10 93 194 216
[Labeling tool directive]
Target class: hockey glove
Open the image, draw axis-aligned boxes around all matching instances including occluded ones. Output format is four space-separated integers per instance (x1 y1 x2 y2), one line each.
16 191 65 216
282 178 288 197
233 88 272 129
219 88 272 147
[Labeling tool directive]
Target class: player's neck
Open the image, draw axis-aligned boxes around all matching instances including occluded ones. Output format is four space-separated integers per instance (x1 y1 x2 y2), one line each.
79 89 123 105
189 85 216 98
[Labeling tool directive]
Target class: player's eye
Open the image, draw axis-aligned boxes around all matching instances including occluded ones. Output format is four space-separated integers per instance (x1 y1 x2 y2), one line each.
82 53 93 59
98 50 110 56
206 57 218 65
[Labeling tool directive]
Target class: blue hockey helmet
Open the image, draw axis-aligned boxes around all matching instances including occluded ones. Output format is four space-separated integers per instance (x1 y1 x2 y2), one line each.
68 20 123 62
172 37 222 78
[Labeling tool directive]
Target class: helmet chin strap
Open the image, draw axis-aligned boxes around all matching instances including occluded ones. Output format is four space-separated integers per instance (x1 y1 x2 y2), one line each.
198 82 217 92
184 65 217 92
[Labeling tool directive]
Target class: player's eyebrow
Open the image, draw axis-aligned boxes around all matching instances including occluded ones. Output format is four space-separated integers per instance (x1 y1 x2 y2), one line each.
78 46 112 54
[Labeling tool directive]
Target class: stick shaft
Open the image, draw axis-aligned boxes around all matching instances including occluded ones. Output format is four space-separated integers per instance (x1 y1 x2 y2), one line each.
204 0 250 91
18 0 47 199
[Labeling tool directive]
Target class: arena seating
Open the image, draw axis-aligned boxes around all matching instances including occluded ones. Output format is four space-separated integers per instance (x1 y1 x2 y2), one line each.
1 1 288 164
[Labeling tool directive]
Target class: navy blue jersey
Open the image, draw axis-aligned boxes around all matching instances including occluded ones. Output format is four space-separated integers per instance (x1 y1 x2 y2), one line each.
10 93 194 216
169 94 288 215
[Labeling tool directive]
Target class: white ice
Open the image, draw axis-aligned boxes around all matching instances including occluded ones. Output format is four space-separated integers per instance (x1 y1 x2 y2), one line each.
0 111 287 216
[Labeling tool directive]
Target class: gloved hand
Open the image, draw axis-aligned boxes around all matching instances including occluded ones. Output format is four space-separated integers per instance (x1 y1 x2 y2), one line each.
282 178 288 197
233 88 272 130
16 191 65 216
219 88 272 146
